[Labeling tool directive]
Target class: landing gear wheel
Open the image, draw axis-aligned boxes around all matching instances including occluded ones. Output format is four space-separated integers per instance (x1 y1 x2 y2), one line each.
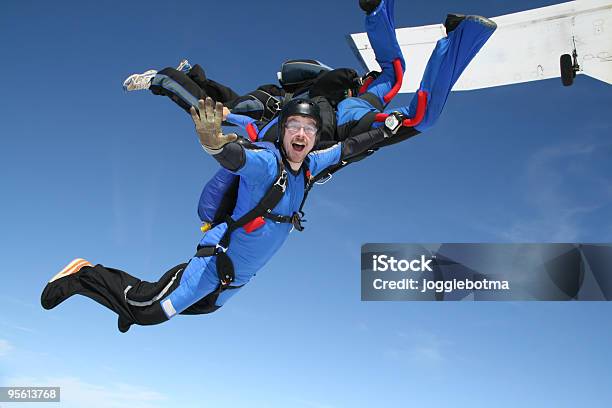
560 54 574 86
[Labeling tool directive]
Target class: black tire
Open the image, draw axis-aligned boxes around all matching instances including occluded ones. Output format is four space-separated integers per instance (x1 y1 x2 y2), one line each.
359 0 381 14
560 54 574 86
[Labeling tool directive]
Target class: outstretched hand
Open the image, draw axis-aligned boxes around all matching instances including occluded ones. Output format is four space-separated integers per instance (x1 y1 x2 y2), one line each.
190 97 237 150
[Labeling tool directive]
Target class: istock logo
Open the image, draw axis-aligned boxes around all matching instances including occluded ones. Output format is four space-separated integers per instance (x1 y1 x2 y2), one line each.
372 254 434 272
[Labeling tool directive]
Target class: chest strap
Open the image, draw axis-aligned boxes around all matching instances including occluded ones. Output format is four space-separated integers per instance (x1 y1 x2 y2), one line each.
195 154 309 290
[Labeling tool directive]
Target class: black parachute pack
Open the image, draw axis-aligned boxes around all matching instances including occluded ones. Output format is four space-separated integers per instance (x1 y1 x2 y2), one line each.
277 59 333 93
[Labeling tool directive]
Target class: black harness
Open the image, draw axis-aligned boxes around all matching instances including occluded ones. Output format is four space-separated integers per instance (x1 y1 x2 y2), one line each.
193 152 308 305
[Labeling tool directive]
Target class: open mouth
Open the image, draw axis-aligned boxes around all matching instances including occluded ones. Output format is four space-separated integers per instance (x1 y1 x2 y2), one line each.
292 142 306 152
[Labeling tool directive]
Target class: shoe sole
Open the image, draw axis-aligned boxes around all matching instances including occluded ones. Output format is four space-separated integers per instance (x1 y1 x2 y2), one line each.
49 258 92 283
466 15 497 30
122 70 157 91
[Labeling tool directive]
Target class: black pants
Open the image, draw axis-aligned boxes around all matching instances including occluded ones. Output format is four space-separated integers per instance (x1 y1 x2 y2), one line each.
41 263 223 333
149 64 284 122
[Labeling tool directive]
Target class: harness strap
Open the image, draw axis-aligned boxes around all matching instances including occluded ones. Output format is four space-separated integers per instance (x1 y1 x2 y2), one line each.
197 144 313 290
250 89 281 122
263 212 292 223
203 151 301 287
195 246 217 258
219 159 287 249
193 245 245 293
358 92 384 112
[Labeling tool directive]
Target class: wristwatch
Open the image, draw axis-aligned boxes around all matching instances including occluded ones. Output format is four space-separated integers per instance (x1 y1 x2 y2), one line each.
384 112 403 135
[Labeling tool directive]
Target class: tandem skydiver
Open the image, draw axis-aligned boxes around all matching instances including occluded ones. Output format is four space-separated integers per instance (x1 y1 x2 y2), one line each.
121 0 497 153
123 57 362 144
196 0 498 198
40 97 397 332
123 57 288 123
39 0 500 332
335 0 497 142
121 0 499 233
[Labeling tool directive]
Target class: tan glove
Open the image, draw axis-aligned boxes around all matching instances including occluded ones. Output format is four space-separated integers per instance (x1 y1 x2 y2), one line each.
190 97 237 150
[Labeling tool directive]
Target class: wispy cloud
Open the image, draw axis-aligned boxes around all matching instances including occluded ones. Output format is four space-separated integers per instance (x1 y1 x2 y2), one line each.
1 322 37 334
356 321 369 331
411 345 446 362
3 376 168 408
383 329 451 364
499 140 612 241
0 339 14 357
310 193 352 219
0 295 39 311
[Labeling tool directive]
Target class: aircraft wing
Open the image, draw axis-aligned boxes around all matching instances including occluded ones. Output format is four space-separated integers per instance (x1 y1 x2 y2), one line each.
347 0 612 91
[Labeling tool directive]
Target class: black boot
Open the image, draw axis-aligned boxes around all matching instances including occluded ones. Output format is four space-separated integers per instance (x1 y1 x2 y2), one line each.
118 316 133 333
444 13 466 34
359 0 381 15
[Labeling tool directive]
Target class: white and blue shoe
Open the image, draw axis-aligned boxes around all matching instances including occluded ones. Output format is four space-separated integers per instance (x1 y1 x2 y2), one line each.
122 69 157 91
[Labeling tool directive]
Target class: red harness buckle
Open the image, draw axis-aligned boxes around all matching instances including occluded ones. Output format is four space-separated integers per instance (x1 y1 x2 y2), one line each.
246 122 258 142
243 216 266 233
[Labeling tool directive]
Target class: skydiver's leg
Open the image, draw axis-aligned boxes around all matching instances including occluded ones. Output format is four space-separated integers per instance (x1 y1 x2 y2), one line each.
158 254 224 319
41 263 186 331
181 282 242 315
150 66 283 123
149 67 213 113
40 253 236 333
390 15 497 132
358 0 405 106
186 64 240 103
335 0 404 139
150 64 251 114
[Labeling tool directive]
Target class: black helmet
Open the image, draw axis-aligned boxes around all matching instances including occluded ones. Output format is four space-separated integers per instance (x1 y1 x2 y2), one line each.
278 98 322 142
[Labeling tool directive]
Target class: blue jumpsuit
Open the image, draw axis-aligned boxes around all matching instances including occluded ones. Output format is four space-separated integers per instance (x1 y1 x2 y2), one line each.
40 141 347 332
337 0 497 133
160 143 342 318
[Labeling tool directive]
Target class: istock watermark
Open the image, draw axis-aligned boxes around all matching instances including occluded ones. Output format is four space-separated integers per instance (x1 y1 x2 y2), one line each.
361 243 612 301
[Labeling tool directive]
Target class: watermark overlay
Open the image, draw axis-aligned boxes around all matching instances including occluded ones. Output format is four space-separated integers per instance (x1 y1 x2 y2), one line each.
362 243 612 301
0 387 60 402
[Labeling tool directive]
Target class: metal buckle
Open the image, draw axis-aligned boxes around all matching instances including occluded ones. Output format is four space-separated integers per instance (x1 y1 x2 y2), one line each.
291 212 305 232
315 173 333 185
274 169 288 192
215 244 228 254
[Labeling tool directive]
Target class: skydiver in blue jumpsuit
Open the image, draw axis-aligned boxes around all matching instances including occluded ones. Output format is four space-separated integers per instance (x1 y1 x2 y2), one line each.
122 0 496 146
40 97 395 332
40 1 498 332
336 0 497 140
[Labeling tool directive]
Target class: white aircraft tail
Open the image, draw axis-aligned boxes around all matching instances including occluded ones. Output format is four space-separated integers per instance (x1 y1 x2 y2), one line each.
348 0 612 91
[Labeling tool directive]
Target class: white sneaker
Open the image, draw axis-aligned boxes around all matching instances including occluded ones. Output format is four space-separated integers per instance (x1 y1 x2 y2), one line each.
122 69 157 91
176 59 192 73
49 258 93 283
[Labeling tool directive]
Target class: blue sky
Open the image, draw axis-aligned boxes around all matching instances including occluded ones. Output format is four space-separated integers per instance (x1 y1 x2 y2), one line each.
1 0 611 407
